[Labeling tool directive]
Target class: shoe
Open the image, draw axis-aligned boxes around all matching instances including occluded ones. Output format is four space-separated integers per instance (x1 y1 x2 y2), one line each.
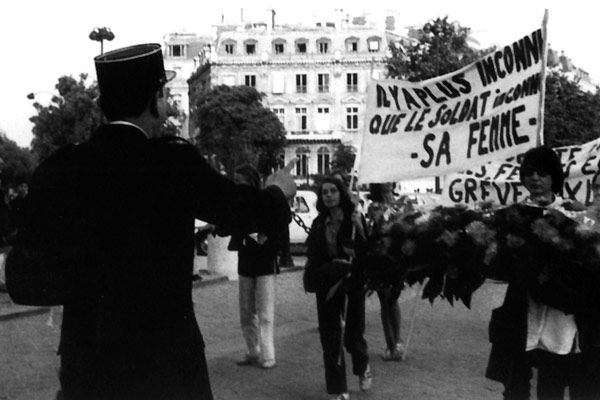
381 343 404 361
359 364 372 391
394 342 405 360
259 360 277 369
329 393 349 400
381 348 397 361
236 355 258 366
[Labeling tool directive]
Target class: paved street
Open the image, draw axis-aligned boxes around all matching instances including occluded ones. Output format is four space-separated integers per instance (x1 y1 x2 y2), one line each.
0 256 508 400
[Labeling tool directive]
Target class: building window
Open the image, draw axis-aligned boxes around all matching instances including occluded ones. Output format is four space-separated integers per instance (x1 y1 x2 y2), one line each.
169 44 185 57
296 42 307 53
295 107 307 132
317 38 331 55
244 75 256 87
346 106 359 130
317 73 329 93
347 40 358 52
272 72 285 94
274 43 285 55
295 148 310 176
245 43 256 54
346 73 358 92
224 43 235 54
272 107 285 126
317 147 330 175
296 74 307 93
315 106 330 131
368 38 381 53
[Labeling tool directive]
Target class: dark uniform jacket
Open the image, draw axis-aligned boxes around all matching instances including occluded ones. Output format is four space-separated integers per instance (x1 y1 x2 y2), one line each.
6 123 290 400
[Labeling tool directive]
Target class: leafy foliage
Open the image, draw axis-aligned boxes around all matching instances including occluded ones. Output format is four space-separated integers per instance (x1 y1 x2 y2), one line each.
30 74 184 162
191 85 286 177
543 71 600 147
0 132 36 187
386 17 488 81
331 144 356 173
30 74 103 162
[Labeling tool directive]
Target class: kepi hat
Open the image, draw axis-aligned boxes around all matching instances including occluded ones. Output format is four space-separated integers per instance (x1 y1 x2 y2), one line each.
94 43 175 107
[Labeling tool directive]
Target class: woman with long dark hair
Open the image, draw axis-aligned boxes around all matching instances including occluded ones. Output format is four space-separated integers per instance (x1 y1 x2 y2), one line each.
303 176 371 400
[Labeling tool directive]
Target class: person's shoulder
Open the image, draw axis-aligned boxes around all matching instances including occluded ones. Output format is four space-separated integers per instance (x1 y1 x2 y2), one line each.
37 142 90 172
147 136 200 160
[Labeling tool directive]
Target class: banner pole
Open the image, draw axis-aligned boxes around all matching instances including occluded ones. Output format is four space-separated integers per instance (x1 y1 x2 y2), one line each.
537 9 549 146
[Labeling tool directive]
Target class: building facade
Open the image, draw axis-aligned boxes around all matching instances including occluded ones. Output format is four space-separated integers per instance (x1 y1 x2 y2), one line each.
164 16 397 183
163 32 213 139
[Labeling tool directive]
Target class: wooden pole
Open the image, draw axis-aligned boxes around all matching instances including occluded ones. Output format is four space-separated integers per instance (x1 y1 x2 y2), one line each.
537 9 549 146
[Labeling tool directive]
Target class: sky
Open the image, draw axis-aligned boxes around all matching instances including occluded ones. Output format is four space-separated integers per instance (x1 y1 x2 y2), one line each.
1 0 599 148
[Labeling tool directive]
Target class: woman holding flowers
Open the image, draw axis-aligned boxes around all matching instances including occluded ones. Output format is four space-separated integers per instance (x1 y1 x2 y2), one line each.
485 146 600 400
303 177 371 400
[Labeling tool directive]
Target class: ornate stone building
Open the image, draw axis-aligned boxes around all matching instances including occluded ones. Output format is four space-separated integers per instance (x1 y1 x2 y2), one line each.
164 15 398 182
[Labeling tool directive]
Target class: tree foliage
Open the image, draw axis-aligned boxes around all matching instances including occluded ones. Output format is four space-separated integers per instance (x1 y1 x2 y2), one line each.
386 16 488 81
30 74 103 162
30 74 184 162
331 144 356 173
191 85 286 177
0 131 36 186
543 71 600 147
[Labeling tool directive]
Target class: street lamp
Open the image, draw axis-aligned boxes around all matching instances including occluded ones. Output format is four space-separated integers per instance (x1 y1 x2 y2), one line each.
89 27 115 55
305 154 310 187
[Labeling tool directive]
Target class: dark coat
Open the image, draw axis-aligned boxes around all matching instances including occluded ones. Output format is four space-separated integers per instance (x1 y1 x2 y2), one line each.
230 232 282 277
6 124 290 400
304 213 366 293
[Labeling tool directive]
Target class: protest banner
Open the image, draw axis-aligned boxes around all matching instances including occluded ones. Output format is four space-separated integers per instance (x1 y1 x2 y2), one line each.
441 138 600 206
357 28 546 183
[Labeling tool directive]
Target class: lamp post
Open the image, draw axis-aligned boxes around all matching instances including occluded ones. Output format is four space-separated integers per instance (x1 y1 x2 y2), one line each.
89 27 115 55
305 154 310 187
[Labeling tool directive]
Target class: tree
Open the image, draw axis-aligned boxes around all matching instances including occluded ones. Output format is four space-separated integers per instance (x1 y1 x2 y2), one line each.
331 144 356 173
0 131 36 187
191 85 286 177
386 16 488 81
30 74 184 161
543 71 600 147
30 74 103 162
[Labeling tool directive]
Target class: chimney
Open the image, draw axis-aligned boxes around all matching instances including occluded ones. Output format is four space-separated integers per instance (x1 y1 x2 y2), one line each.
271 9 276 30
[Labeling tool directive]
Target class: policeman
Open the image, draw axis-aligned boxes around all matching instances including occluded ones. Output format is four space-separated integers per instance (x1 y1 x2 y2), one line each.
7 43 295 400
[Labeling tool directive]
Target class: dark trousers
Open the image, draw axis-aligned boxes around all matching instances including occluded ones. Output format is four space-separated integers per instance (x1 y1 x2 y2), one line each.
377 286 402 350
503 350 594 400
316 286 369 395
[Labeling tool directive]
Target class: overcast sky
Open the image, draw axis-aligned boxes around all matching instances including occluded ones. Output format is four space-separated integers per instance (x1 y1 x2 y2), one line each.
1 0 598 148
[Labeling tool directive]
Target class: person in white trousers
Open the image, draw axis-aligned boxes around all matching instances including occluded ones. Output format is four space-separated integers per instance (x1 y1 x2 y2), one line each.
230 164 284 369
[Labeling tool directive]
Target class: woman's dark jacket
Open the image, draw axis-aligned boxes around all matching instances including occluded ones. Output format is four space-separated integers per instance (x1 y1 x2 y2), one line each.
485 204 600 384
229 230 284 277
304 213 366 293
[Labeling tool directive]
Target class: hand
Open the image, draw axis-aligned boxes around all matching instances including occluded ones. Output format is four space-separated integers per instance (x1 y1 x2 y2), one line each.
265 158 298 200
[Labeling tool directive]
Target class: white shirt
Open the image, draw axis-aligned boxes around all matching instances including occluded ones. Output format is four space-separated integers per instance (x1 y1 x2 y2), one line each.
523 196 580 354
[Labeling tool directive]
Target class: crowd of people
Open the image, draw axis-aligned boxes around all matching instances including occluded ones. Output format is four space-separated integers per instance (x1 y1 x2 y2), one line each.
3 41 600 400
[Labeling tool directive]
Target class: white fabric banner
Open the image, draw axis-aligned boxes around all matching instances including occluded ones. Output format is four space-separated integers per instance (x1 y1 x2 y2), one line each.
357 29 545 183
441 137 600 206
